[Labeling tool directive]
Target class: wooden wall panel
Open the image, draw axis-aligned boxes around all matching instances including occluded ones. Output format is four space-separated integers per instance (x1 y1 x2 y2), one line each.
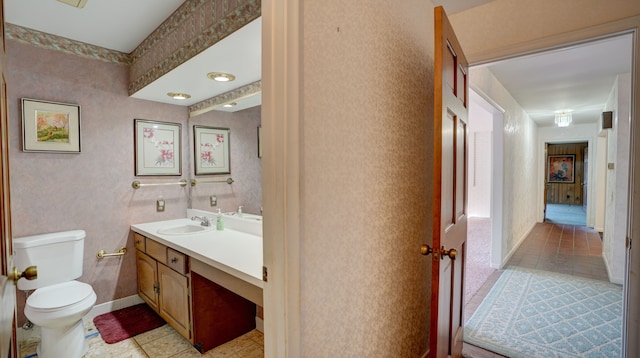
546 142 588 205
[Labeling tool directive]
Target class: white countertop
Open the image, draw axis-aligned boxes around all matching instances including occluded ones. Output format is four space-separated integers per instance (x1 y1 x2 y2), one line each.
131 214 263 289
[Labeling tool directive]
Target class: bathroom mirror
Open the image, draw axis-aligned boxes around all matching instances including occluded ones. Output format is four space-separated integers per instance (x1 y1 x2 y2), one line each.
128 9 263 216
187 106 262 215
184 18 263 216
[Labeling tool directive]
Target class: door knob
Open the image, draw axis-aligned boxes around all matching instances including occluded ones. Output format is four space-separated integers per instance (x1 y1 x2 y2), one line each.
441 247 457 260
9 266 37 285
420 244 456 260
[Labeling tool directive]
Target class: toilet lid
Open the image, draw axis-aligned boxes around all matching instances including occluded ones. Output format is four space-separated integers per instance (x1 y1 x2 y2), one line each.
28 281 94 310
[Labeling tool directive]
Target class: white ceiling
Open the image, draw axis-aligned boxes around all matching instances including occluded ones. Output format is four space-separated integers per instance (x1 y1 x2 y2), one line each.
4 0 632 123
5 0 186 53
482 35 633 127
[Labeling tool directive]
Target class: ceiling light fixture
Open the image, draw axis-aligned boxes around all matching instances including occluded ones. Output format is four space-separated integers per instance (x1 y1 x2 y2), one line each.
554 111 572 127
167 92 191 100
207 72 236 82
223 102 237 108
57 0 88 8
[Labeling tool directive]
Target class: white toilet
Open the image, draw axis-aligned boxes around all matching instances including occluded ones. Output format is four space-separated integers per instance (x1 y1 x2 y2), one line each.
14 230 97 358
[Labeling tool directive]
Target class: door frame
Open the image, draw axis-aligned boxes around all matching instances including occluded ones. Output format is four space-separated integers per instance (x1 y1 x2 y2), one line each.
468 87 505 269
456 15 640 358
539 138 594 226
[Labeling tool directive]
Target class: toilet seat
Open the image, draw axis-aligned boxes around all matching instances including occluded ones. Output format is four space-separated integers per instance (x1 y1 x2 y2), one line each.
27 281 94 311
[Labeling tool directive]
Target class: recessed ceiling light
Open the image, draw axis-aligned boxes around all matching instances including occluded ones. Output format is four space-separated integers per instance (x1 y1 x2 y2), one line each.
223 102 237 108
207 72 236 82
167 92 191 100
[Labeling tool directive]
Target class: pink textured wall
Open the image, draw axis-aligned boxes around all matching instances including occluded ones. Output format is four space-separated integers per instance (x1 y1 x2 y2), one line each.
7 39 263 324
6 40 189 321
299 0 434 355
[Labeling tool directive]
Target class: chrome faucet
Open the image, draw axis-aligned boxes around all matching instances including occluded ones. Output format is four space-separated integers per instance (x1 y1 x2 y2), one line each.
191 216 211 227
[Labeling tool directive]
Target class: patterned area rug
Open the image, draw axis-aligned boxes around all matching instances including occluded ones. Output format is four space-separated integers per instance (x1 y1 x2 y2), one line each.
464 266 622 357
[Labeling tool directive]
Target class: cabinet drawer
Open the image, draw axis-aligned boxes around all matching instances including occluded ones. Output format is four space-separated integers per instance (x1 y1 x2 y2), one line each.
145 239 167 263
133 233 146 252
167 248 188 275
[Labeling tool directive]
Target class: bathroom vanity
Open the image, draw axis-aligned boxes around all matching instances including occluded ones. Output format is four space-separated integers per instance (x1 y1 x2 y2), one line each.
130 209 263 353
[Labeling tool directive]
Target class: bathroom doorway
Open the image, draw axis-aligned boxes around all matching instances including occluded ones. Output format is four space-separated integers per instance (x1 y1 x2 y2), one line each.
464 89 504 311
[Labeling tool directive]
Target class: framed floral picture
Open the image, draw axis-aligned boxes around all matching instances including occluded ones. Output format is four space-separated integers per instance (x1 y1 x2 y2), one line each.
21 98 81 153
193 125 230 175
134 119 181 176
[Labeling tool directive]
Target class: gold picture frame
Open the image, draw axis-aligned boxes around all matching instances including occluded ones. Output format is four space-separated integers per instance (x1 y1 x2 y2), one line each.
134 119 182 176
21 98 81 153
193 125 230 175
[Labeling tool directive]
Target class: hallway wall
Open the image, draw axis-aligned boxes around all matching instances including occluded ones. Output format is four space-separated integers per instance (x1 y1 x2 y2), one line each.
470 67 538 266
603 73 631 284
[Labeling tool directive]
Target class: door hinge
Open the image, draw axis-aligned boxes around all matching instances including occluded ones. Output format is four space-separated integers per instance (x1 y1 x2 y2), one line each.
627 236 632 249
263 266 268 282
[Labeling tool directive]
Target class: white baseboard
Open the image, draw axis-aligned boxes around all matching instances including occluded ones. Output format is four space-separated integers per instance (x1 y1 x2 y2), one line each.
502 221 537 267
255 317 264 332
84 294 144 322
602 252 624 285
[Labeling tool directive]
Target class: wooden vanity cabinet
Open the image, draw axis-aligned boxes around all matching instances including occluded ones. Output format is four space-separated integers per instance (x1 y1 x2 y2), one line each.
134 233 191 342
135 250 159 312
133 231 258 353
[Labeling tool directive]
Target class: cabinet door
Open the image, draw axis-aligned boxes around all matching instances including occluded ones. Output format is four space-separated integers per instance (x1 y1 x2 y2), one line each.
136 251 159 311
158 264 191 341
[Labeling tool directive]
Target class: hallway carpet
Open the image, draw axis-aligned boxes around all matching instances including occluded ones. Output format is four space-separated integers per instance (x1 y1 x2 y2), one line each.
546 204 586 226
465 217 495 305
464 266 622 358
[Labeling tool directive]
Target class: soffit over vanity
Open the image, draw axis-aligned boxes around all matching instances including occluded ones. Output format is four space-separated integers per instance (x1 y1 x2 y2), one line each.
5 0 262 116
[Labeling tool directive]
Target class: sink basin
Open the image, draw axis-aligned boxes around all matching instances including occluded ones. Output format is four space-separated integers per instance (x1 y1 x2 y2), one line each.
157 224 213 235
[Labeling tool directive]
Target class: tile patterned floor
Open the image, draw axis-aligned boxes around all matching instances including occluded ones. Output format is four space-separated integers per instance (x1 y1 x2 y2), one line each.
462 222 610 358
19 318 263 358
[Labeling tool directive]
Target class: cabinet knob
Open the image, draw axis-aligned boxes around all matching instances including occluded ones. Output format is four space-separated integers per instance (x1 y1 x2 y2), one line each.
171 257 178 263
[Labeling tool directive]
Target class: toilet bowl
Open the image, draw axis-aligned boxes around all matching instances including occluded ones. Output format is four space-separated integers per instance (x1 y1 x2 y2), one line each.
25 281 97 357
13 230 96 358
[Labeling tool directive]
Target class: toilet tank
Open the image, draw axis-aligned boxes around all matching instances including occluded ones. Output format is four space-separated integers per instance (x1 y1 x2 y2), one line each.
13 230 86 290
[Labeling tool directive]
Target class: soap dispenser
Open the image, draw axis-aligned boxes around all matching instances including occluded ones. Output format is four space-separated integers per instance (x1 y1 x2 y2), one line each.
237 205 243 218
216 209 224 231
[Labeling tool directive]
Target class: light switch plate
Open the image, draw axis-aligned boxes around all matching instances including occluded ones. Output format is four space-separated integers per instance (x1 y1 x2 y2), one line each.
156 199 165 212
210 195 217 206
